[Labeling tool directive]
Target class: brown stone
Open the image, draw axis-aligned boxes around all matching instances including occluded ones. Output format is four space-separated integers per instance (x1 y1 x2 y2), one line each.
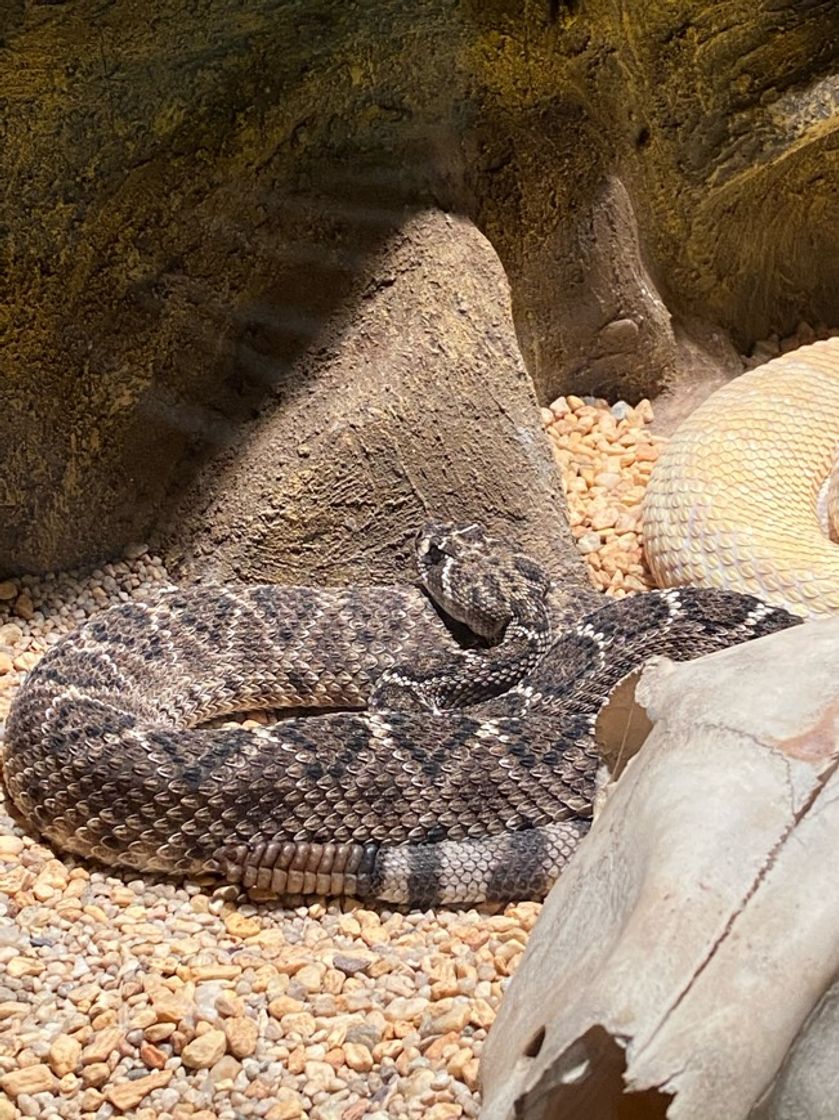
224 1016 259 1059
180 1029 227 1070
139 1041 167 1070
104 1069 173 1111
48 1034 82 1077
0 1063 56 1097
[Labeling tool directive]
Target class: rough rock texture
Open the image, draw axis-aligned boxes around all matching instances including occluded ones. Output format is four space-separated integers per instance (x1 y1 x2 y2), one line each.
2 0 839 573
480 620 839 1120
159 211 587 589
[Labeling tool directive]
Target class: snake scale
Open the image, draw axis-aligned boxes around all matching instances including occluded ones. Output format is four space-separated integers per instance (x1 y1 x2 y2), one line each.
2 521 800 907
644 336 839 618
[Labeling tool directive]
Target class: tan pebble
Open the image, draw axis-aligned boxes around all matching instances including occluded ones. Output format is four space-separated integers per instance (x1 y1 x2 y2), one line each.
180 1028 227 1069
634 443 659 461
143 1022 176 1042
342 1103 372 1120
0 1063 56 1097
575 531 601 555
268 995 304 1019
58 1071 80 1095
403 1066 436 1102
361 925 389 947
0 1099 15 1120
82 1026 123 1065
151 989 194 1024
209 1054 242 1087
286 1045 306 1075
323 1046 345 1070
468 998 496 1029
540 406 555 426
224 912 261 938
447 1046 480 1087
337 914 362 936
422 1030 462 1060
0 836 25 858
375 1039 405 1061
104 1069 173 1111
265 1088 305 1120
13 592 34 620
139 1041 167 1070
82 904 108 923
81 1062 111 1088
593 471 623 490
49 1033 82 1076
0 622 23 644
589 507 618 530
7 956 45 978
0 579 17 600
384 996 428 1024
129 1008 157 1030
187 964 240 981
280 1011 317 1039
80 1088 105 1111
0 1000 29 1020
215 993 246 1017
295 963 325 992
425 999 472 1035
224 1015 259 1059
343 1041 374 1072
425 1104 463 1119
303 1058 343 1092
0 651 12 675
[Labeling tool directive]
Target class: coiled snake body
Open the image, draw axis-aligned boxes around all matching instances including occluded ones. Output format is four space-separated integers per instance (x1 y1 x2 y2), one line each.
2 522 799 906
644 336 839 618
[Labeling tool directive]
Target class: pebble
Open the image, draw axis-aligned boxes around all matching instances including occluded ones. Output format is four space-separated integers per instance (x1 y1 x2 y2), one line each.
0 1064 56 1097
48 1033 82 1076
224 1015 259 1058
104 1068 173 1110
180 1029 228 1069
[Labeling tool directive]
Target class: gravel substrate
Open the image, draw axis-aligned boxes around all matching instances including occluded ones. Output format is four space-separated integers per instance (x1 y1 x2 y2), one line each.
0 552 543 1120
0 402 662 1120
543 394 662 595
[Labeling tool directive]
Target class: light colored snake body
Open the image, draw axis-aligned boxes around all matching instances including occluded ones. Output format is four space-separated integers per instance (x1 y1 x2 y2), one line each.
643 337 839 619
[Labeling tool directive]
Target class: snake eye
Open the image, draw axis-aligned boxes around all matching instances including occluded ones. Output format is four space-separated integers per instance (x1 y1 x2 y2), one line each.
423 542 447 566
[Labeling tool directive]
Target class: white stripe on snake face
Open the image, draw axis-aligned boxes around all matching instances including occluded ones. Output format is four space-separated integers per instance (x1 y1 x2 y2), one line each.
661 588 684 617
744 601 776 627
440 557 455 603
577 622 607 669
366 713 400 748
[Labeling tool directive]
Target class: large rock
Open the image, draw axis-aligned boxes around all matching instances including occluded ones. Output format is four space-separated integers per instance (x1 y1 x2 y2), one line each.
2 0 838 573
158 210 590 592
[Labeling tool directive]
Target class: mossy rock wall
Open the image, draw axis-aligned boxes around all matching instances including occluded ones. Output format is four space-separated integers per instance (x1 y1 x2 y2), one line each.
2 0 838 575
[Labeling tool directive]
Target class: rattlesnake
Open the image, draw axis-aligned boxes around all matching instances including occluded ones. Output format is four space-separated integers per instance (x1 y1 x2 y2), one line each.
2 521 800 906
644 336 839 618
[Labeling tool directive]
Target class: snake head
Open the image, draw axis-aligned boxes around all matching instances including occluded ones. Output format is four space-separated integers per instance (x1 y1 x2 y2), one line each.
415 520 551 640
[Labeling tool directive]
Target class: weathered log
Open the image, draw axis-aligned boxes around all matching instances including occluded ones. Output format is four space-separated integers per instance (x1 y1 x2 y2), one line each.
480 620 839 1120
